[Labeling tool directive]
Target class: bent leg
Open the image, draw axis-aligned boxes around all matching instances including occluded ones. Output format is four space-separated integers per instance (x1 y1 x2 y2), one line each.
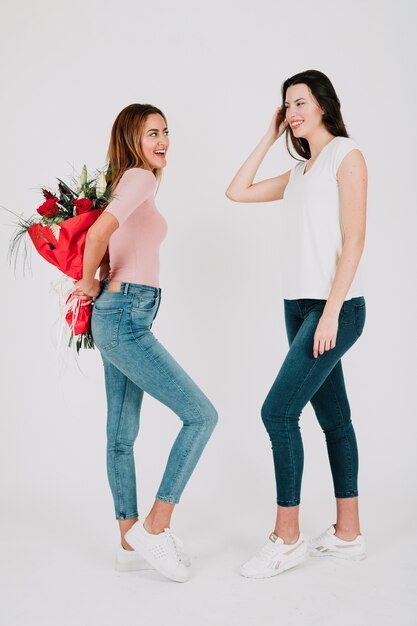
261 304 361 507
103 330 218 506
310 361 359 498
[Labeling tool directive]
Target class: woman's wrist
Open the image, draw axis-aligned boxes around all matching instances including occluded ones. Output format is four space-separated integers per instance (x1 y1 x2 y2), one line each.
262 132 279 148
82 278 95 290
72 278 101 300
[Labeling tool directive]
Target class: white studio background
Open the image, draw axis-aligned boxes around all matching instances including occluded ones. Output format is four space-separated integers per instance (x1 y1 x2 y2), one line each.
1 1 416 625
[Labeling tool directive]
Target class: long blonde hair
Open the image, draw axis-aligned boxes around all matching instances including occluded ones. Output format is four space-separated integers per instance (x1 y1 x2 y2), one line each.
105 103 167 194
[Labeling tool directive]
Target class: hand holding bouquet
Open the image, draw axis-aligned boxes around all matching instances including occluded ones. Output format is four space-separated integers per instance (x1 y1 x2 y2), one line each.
9 165 113 352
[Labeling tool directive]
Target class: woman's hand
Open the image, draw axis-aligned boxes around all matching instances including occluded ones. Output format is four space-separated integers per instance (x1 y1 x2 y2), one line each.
313 312 339 358
266 105 288 141
225 104 291 203
71 278 101 306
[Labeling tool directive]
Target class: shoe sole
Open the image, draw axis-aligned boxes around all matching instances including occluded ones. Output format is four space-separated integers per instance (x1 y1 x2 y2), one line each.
240 551 308 579
115 560 153 572
309 549 366 561
115 556 191 572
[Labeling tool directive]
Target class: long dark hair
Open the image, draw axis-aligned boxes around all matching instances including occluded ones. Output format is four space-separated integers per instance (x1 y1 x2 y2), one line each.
277 70 349 160
105 103 167 194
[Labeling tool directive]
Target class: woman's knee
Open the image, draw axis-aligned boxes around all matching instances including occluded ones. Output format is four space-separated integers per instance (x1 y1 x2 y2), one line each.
261 397 301 435
261 398 272 424
202 400 218 432
261 396 286 424
182 394 218 431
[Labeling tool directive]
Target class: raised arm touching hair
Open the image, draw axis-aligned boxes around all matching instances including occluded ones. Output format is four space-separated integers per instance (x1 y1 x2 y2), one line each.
225 106 291 203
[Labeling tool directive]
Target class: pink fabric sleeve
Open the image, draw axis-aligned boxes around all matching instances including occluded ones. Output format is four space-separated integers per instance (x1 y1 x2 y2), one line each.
104 168 156 226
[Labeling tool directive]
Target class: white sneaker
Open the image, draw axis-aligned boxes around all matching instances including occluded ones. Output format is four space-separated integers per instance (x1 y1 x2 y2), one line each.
309 524 366 560
124 522 190 582
115 544 153 572
115 543 191 572
240 532 307 578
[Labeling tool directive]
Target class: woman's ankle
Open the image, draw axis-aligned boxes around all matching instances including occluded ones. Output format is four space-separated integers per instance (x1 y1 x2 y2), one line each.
334 523 361 540
119 517 138 548
143 516 170 535
273 528 300 544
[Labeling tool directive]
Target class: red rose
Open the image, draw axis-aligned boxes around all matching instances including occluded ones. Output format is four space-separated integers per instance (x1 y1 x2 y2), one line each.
74 198 94 215
37 198 59 217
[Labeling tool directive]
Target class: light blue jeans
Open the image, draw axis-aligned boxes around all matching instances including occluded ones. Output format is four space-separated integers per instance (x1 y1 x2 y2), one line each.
91 281 218 520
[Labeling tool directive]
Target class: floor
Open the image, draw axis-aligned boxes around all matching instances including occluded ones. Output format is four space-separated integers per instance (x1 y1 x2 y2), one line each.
2 496 416 626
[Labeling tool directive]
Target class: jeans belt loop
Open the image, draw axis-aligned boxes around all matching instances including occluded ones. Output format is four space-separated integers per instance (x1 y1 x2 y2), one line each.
123 282 129 295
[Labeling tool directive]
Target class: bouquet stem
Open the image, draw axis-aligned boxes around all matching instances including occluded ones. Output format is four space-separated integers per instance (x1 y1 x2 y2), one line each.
68 331 95 354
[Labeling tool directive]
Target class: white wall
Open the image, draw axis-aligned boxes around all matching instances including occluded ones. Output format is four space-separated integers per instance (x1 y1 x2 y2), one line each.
1 0 416 623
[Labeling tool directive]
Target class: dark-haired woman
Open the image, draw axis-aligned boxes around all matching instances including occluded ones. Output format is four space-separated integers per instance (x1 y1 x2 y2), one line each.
73 104 218 583
226 70 367 578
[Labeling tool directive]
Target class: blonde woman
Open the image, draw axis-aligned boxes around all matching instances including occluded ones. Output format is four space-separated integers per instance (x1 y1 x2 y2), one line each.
73 104 218 583
226 70 367 578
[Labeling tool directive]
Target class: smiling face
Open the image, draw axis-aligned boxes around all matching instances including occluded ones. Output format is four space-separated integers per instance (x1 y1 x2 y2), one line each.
284 83 325 140
140 113 169 169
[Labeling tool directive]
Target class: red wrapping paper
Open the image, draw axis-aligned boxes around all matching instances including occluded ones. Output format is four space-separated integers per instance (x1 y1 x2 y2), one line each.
28 209 103 336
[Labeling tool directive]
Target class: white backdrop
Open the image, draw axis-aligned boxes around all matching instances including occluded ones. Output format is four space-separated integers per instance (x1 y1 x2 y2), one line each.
1 1 416 625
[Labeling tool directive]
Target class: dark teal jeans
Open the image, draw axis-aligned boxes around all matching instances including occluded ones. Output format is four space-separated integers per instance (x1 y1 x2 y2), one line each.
261 297 366 507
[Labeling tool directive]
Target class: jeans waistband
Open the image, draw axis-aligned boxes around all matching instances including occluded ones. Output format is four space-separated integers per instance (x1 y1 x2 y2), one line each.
102 280 161 296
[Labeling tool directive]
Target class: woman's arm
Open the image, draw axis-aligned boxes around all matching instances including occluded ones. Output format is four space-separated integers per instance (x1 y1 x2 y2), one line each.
72 168 157 300
225 107 291 202
313 149 367 358
325 149 367 311
98 248 110 282
73 212 119 299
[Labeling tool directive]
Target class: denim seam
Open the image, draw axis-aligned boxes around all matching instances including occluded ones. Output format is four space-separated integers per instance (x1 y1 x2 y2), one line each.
129 329 207 501
94 308 123 351
354 305 365 338
155 494 180 505
160 418 214 501
334 491 358 498
130 328 204 424
296 300 304 318
166 431 199 499
284 357 320 419
280 356 321 505
262 414 300 506
116 512 139 521
113 377 130 518
329 374 355 494
278 498 300 506
286 416 296 504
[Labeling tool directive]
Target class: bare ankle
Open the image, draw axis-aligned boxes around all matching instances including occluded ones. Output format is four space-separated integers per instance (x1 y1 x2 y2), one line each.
334 524 360 540
274 529 300 544
143 517 168 535
119 517 138 549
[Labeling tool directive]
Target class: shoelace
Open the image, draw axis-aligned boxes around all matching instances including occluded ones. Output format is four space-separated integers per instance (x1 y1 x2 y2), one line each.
164 528 184 561
258 538 281 559
315 527 333 544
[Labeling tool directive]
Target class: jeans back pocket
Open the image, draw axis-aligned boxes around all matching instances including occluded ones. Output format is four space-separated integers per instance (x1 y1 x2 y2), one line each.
354 302 366 338
92 305 124 352
130 294 160 338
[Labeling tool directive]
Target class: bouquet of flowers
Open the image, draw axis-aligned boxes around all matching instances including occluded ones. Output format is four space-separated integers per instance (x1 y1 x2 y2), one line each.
9 165 112 352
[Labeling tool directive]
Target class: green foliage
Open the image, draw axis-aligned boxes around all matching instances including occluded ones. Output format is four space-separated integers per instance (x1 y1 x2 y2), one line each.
68 330 95 354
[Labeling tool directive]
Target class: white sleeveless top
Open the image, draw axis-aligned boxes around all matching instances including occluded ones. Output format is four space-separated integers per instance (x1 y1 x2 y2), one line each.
280 136 365 300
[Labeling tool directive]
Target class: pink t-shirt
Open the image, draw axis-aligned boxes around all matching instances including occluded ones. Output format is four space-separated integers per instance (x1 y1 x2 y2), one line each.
104 168 168 288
